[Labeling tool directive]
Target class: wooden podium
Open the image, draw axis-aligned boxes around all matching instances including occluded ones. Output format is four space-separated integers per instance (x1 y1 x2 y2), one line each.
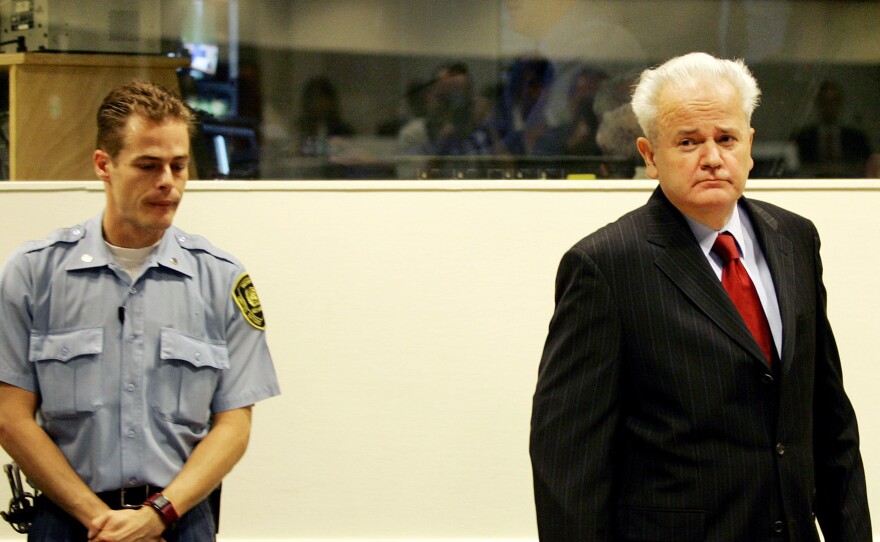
0 53 189 181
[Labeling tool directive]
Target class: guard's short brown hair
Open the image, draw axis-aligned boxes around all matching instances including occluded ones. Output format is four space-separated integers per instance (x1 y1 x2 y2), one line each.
96 80 195 159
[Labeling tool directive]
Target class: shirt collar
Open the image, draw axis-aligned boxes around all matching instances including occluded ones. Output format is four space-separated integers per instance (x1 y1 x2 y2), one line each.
684 203 748 258
64 213 193 278
154 227 194 278
64 214 114 271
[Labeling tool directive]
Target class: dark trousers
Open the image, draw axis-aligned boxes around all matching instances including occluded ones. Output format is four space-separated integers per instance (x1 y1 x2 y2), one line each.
27 495 216 542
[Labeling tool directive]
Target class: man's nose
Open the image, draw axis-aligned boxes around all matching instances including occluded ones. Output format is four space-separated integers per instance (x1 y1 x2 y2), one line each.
156 165 174 187
700 141 723 168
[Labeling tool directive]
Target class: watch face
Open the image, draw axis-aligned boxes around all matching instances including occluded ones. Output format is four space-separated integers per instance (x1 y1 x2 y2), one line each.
147 493 179 526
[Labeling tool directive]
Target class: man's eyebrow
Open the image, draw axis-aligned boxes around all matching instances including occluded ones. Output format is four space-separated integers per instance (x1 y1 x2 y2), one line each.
132 154 190 161
674 126 740 137
674 128 700 137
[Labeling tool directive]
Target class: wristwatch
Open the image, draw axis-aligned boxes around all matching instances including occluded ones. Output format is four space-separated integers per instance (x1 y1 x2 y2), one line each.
144 493 179 528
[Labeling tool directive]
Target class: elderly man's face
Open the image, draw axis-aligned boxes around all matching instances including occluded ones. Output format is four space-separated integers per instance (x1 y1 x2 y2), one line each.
637 80 754 229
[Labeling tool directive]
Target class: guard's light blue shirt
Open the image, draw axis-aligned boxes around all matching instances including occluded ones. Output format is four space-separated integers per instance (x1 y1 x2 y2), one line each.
685 203 783 358
0 214 280 492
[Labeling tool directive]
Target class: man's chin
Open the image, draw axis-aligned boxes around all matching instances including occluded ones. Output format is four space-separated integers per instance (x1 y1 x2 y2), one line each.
142 214 176 236
695 183 742 202
149 206 178 223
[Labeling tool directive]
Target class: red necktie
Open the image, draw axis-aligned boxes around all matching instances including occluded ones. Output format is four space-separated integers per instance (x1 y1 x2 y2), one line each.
712 232 774 364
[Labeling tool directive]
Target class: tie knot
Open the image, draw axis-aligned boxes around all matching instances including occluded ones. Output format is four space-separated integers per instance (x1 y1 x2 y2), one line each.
712 232 740 263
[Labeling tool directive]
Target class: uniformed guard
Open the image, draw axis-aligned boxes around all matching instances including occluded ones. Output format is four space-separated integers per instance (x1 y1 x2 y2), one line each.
0 81 280 542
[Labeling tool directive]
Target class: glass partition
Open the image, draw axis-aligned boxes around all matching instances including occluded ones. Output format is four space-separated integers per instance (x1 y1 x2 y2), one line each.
3 0 879 180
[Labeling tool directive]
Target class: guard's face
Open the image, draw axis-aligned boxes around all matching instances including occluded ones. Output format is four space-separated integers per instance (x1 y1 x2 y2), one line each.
95 115 190 248
637 80 754 229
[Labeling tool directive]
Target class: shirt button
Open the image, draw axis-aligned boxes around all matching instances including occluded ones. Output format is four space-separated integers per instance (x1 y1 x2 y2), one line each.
195 352 201 360
129 287 137 295
60 346 70 356
128 335 136 343
127 383 135 392
776 443 786 456
773 520 784 533
178 236 187 243
128 430 136 439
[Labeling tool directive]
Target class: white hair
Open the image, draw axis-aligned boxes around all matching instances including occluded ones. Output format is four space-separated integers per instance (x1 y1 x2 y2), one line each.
631 52 761 140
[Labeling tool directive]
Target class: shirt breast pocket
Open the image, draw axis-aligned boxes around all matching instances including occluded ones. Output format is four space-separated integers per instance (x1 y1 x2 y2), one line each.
153 328 229 428
28 327 104 419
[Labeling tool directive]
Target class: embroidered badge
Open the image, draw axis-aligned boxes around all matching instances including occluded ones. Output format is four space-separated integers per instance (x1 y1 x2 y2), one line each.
232 273 266 330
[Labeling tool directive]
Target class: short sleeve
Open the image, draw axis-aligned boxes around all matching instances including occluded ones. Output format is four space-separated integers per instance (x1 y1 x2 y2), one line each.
210 269 280 412
0 253 38 392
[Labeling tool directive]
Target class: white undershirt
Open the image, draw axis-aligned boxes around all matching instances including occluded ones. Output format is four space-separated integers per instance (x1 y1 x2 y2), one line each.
106 240 159 279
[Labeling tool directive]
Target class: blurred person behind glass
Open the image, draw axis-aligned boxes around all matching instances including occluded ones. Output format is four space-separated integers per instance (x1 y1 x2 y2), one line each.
297 76 355 156
533 66 608 157
793 80 872 177
595 103 643 179
502 0 647 129
398 62 495 157
491 55 555 155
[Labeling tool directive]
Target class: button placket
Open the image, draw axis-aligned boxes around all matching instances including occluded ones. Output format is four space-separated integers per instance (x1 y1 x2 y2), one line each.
119 279 146 486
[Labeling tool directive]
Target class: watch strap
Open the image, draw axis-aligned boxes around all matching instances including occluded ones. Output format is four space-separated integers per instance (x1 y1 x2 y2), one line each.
144 492 179 528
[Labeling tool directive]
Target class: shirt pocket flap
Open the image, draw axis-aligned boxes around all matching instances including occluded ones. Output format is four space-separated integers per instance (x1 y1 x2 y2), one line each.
159 328 229 370
29 328 104 363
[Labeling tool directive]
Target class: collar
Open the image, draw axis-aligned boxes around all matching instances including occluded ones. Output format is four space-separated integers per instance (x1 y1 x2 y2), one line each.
63 213 193 278
685 202 760 263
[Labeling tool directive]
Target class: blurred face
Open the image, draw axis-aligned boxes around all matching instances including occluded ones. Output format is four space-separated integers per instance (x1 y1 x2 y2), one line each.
569 72 606 118
95 115 190 248
428 71 470 110
816 84 842 124
637 80 754 229
309 94 336 119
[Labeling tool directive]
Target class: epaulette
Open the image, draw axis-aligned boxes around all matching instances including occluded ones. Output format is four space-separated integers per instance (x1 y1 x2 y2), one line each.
173 231 239 266
21 224 86 254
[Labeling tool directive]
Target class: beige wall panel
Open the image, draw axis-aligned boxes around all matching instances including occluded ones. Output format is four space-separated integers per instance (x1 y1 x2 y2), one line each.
0 180 877 540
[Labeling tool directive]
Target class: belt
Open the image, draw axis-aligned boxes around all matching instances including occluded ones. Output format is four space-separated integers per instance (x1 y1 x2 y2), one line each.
96 485 164 509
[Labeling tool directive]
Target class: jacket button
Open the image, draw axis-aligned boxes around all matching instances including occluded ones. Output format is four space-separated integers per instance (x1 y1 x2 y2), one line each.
761 373 774 384
776 443 786 455
773 520 784 533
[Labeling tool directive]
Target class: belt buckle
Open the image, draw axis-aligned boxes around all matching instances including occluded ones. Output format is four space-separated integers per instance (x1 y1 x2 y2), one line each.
119 486 146 509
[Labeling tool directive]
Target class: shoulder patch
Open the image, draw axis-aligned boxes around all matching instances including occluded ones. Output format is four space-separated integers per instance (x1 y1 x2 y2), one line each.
232 273 266 330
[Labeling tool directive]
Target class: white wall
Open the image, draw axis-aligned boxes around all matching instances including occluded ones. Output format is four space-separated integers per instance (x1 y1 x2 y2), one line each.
0 180 878 541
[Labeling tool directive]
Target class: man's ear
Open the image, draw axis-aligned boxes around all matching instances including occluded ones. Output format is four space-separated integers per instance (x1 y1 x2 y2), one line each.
747 127 755 172
637 137 658 179
94 150 112 183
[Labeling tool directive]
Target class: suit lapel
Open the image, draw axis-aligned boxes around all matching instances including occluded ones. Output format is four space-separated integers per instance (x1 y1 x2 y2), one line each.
645 189 772 368
742 199 796 373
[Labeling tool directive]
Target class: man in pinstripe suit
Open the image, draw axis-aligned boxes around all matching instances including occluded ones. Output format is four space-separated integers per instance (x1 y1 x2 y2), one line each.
530 53 871 541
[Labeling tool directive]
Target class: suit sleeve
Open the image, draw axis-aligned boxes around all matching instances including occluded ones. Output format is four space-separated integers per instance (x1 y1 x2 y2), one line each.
530 246 622 542
810 228 873 541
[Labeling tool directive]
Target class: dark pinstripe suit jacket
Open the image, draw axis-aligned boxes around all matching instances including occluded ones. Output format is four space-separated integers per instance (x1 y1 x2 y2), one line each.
530 187 871 542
